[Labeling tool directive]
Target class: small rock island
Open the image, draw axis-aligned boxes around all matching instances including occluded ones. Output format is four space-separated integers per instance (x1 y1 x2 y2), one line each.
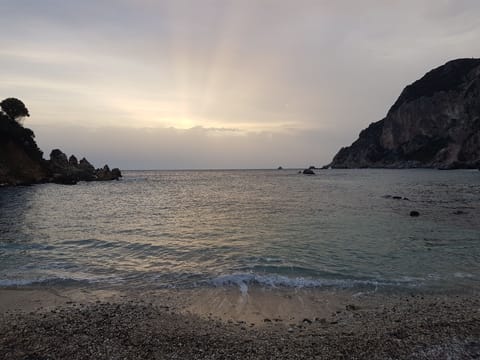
328 58 480 169
0 98 121 186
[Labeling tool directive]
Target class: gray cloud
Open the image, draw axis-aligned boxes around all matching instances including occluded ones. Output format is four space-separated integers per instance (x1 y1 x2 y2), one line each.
33 124 346 169
1 0 480 168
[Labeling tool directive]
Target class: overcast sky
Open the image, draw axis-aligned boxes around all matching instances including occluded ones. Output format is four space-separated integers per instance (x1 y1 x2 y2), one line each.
1 0 480 169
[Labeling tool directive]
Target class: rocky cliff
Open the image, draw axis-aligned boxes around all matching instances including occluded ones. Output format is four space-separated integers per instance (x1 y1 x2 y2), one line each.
329 58 480 169
0 114 48 185
0 101 121 186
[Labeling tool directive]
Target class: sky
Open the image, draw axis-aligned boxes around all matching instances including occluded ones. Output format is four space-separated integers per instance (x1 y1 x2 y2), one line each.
1 0 480 169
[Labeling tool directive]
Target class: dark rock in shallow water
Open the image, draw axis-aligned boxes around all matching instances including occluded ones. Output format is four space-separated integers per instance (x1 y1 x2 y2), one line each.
95 165 122 181
329 58 480 169
410 211 420 217
303 169 315 175
111 168 122 180
383 195 410 201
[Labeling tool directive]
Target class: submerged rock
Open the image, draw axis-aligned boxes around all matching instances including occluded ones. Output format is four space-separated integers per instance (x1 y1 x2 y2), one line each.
410 211 420 217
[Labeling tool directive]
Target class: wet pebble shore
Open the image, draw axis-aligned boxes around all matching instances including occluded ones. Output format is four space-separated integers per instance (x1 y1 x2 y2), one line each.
1 294 480 359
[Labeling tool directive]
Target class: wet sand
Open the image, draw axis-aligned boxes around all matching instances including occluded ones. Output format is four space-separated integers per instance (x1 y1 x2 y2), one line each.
1 286 479 359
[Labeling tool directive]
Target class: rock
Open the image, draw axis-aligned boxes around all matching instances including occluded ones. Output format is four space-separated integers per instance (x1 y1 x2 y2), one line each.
49 149 69 171
48 150 121 183
111 168 122 180
329 58 480 169
68 155 78 166
277 166 283 170
303 169 315 175
453 210 467 215
78 158 95 173
95 165 122 181
410 211 420 217
52 173 78 185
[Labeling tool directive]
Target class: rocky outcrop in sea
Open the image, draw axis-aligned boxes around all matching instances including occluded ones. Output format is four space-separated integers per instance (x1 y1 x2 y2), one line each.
0 98 121 186
329 58 480 169
49 149 122 185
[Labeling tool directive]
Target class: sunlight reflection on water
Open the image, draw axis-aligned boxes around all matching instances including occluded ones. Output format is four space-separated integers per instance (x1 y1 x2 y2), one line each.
0 169 479 293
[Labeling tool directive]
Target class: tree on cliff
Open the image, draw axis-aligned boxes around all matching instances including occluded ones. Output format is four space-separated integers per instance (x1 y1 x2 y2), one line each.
0 98 30 122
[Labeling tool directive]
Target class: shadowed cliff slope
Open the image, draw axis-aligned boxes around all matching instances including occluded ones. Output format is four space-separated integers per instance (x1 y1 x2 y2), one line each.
0 113 48 185
330 58 480 169
0 100 121 186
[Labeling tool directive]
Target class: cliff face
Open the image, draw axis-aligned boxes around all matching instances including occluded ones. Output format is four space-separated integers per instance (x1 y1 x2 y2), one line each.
330 58 480 169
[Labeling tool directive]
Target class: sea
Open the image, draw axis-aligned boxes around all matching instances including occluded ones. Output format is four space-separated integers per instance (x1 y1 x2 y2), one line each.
0 169 479 295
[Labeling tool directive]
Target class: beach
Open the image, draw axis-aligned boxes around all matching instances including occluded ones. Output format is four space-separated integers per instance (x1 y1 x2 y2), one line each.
1 286 479 359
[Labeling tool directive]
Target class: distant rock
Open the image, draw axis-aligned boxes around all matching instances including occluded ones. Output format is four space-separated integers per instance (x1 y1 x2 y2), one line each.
277 166 283 170
78 158 96 174
48 150 122 184
303 168 315 175
383 195 410 201
329 58 480 169
68 155 78 166
95 165 122 181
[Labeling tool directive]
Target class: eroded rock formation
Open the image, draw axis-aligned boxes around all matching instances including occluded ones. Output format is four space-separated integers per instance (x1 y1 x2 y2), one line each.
48 149 122 185
329 58 480 169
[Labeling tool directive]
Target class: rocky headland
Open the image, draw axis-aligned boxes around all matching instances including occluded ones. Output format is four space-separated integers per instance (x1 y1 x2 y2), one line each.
0 98 121 186
329 58 480 169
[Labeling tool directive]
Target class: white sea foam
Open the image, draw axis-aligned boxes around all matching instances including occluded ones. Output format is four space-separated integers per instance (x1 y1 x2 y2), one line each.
453 272 474 279
0 274 123 287
209 273 414 293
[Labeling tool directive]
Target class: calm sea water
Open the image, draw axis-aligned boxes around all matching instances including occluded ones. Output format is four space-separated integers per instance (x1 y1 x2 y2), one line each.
0 169 479 294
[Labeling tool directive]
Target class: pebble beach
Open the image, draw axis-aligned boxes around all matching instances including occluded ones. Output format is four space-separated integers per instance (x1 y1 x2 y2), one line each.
1 287 479 359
